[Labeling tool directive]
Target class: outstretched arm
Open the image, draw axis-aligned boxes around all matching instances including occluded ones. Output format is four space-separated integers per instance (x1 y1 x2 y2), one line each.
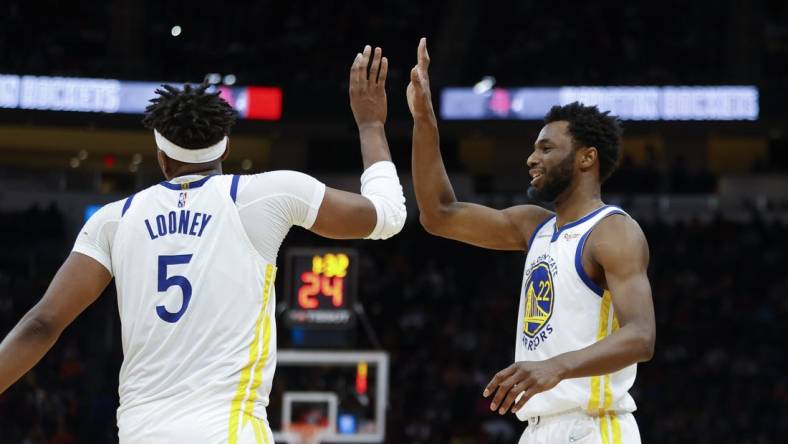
0 253 111 394
483 215 655 415
407 38 550 250
310 45 405 240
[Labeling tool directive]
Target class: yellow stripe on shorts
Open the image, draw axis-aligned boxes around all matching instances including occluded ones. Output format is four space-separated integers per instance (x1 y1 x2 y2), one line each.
600 412 610 444
610 412 623 444
250 414 264 444
228 264 276 444
588 291 612 412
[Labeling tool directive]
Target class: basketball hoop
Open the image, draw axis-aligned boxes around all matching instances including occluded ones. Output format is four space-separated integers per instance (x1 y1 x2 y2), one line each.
286 423 328 444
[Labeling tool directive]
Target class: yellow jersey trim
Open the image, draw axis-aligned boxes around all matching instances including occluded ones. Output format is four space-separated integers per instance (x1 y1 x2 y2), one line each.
228 264 276 444
588 291 613 413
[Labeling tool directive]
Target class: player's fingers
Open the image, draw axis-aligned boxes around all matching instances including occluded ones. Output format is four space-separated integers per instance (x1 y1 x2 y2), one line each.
496 382 526 415
512 388 537 414
359 45 371 88
418 37 430 70
350 53 362 87
484 366 513 398
417 69 429 88
489 375 519 410
483 365 516 397
369 47 382 84
377 57 388 87
409 67 420 87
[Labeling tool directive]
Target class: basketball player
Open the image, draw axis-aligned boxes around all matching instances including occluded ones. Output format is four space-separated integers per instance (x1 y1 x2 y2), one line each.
407 38 655 443
0 45 403 443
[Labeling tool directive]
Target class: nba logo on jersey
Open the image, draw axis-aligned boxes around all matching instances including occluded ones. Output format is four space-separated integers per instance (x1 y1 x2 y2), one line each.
178 192 187 208
522 254 557 350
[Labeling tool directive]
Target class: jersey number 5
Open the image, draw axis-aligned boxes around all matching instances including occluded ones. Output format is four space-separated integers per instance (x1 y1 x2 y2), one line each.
157 254 193 323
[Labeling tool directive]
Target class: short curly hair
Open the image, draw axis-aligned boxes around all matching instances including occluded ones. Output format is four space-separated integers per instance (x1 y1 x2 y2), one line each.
544 102 623 182
142 83 237 150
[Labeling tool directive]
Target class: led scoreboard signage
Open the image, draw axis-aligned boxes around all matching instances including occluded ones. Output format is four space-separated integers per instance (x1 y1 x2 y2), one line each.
284 248 358 329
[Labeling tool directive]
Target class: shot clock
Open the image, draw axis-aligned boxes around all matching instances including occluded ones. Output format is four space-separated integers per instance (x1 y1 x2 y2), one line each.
284 248 358 329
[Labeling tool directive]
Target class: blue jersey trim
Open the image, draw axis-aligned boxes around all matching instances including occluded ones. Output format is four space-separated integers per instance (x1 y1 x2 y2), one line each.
230 175 240 202
574 209 626 297
527 215 555 249
159 175 215 190
121 194 135 217
551 204 613 242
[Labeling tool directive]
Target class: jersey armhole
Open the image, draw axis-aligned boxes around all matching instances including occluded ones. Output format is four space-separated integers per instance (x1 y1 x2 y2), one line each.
527 215 554 250
222 174 272 264
230 175 241 203
121 194 136 216
574 210 627 297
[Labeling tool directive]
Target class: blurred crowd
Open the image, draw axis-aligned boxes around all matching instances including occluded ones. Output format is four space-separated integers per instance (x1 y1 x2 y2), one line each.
2 1 788 113
1 202 785 443
466 1 787 87
0 0 439 113
605 154 717 194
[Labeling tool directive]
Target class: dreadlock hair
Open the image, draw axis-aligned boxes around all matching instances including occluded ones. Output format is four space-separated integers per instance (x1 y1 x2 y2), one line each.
142 83 237 150
544 102 623 182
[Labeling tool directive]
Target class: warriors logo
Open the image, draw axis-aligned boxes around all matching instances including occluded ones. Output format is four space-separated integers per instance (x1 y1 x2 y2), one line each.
522 262 554 338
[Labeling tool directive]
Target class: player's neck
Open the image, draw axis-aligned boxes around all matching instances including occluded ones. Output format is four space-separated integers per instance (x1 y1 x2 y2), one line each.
553 181 603 229
165 164 223 181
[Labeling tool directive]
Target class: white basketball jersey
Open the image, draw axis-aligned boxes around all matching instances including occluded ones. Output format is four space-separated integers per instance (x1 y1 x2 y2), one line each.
515 205 637 420
110 175 277 442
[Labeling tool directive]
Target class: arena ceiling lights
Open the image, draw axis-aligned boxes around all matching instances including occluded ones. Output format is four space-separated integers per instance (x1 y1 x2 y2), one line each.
0 74 282 121
441 86 758 121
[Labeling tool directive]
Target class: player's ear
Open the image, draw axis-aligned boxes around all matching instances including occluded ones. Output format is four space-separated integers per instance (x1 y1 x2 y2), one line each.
220 143 230 161
578 146 597 171
157 150 173 180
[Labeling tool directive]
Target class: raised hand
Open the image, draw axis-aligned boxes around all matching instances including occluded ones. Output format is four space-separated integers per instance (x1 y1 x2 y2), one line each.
350 45 388 129
406 37 435 122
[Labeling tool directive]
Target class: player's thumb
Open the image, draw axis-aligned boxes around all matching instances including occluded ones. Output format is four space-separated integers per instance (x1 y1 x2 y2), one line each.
410 67 421 87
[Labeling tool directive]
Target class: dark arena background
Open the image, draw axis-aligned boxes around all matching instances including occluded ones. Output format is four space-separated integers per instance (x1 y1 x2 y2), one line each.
1 1 787 443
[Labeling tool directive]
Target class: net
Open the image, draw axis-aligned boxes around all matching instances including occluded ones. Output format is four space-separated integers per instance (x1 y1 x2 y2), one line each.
285 423 328 444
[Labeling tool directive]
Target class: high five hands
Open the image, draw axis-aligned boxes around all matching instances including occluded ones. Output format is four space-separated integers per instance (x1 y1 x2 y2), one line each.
351 38 434 126
407 38 436 122
349 45 388 129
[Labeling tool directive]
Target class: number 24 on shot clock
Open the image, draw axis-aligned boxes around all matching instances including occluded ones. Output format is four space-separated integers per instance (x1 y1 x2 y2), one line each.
284 248 358 328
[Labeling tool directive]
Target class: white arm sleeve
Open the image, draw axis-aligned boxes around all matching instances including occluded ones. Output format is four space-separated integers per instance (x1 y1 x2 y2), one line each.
361 161 406 240
236 171 326 263
72 200 124 275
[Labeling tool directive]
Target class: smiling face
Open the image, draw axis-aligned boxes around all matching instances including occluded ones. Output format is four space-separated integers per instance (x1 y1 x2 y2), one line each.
526 121 578 203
